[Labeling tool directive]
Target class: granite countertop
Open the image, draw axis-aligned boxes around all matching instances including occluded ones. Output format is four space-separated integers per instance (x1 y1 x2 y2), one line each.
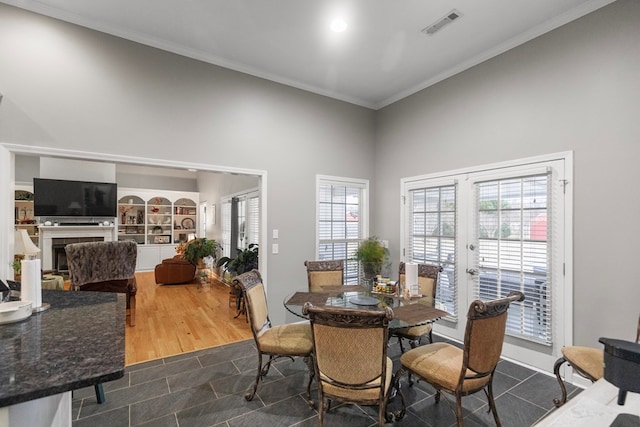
0 290 125 407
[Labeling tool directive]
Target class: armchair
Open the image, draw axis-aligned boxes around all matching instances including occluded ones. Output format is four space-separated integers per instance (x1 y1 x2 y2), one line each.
154 255 196 285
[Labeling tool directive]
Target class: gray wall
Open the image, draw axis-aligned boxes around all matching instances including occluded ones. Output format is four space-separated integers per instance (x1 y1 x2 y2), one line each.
375 0 640 347
2 1 638 350
0 4 376 325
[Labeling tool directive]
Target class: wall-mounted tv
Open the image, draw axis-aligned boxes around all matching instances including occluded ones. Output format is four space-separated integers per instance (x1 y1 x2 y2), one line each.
33 178 117 217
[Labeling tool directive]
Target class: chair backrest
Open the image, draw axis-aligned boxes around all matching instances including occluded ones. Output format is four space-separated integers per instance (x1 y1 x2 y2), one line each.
304 260 344 292
303 303 393 388
461 291 525 382
66 240 137 287
233 270 271 338
398 262 441 302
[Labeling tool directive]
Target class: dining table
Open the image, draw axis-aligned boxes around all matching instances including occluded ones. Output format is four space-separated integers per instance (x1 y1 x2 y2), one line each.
283 284 449 331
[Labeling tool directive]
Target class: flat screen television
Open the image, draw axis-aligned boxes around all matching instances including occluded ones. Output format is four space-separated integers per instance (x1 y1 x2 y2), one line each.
33 178 117 217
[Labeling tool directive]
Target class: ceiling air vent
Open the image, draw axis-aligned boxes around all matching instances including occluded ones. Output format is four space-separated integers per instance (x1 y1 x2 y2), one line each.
422 9 462 36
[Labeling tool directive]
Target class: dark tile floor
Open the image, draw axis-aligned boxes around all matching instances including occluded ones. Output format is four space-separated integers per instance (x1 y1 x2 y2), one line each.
71 336 581 427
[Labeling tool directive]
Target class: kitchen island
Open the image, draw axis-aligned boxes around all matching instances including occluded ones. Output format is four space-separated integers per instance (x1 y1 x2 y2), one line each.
0 290 125 427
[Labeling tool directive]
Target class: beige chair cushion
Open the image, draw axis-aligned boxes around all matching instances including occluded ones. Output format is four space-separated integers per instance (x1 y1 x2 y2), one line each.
320 357 393 401
562 346 604 380
394 323 432 339
308 271 343 292
400 342 490 393
257 322 313 355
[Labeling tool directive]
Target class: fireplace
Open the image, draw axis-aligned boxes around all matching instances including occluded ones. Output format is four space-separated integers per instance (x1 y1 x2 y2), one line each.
52 237 104 273
38 225 117 271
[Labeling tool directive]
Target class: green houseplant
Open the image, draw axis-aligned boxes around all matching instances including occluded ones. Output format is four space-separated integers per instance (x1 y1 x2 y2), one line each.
180 237 221 267
216 243 259 277
354 236 389 280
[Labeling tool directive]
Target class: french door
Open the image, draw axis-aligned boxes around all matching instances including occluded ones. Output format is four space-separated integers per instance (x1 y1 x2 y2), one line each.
402 153 572 371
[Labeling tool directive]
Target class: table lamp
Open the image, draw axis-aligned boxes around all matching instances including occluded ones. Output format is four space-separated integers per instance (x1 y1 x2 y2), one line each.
15 229 49 312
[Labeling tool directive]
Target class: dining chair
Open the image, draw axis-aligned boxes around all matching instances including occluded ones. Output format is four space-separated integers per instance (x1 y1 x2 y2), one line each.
393 291 525 426
302 302 398 426
65 240 138 404
552 312 640 407
304 260 344 292
233 270 314 405
392 262 442 352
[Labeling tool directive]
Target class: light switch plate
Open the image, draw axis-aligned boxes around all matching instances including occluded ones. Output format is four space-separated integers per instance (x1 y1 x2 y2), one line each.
272 229 279 239
272 243 279 254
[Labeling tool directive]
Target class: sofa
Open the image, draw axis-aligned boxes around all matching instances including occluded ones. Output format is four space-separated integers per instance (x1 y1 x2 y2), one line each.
155 255 196 285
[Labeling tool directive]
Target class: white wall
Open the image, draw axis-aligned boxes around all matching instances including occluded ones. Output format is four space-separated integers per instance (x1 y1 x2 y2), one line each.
375 0 640 347
0 4 376 325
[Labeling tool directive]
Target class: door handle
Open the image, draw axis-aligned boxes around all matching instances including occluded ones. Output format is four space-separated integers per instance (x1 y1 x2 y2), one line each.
466 268 478 275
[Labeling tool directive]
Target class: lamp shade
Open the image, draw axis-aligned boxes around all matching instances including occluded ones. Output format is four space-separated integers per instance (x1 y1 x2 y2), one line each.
15 229 40 257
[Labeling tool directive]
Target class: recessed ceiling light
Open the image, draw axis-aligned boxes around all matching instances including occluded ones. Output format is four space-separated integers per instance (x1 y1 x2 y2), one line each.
330 19 347 33
188 168 197 172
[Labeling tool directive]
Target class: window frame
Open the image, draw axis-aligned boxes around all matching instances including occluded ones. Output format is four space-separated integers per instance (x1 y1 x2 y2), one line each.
316 175 369 284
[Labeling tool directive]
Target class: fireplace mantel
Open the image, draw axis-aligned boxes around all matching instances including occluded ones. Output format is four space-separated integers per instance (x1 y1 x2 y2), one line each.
39 225 117 271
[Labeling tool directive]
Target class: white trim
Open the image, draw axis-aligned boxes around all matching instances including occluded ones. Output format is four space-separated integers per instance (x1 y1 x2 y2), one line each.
402 151 573 186
0 143 268 286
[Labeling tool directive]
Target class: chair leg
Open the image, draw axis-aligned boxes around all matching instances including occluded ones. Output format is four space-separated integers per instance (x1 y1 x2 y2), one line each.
486 381 502 427
246 353 271 401
398 335 406 353
553 356 569 407
128 294 136 327
94 384 105 404
455 393 464 427
303 355 315 408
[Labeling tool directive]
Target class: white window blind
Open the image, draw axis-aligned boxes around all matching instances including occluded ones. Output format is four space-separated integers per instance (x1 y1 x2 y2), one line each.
247 194 260 247
407 184 458 318
221 199 231 258
473 173 552 344
317 177 368 284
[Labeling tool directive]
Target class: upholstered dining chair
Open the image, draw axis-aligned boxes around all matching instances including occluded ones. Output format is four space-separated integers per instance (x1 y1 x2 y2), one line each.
394 291 525 427
65 239 138 405
392 262 442 352
304 260 344 292
233 270 314 404
552 313 640 407
65 240 137 327
302 302 397 426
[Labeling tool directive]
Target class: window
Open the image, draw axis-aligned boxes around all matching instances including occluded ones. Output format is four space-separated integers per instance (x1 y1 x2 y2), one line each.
221 189 260 258
406 183 458 317
316 176 368 284
402 154 570 371
473 174 551 344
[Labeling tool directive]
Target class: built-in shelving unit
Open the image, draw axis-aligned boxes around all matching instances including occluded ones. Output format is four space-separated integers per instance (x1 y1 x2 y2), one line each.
116 188 199 271
14 188 38 245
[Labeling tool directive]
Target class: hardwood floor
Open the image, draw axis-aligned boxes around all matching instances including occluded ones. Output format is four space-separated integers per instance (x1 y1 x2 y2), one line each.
124 271 252 366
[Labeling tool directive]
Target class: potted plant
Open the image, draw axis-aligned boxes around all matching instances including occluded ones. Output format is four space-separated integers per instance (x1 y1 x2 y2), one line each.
354 236 390 280
180 237 221 268
216 243 259 277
